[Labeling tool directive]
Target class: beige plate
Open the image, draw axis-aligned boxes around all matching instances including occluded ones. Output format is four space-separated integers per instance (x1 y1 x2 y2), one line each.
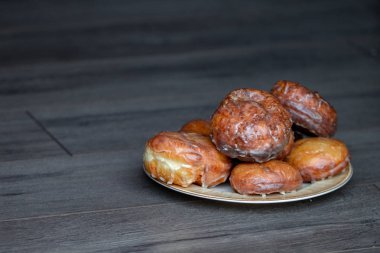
144 163 353 204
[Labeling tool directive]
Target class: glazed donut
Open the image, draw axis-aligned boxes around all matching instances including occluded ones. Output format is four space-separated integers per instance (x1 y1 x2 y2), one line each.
143 131 232 188
276 130 294 160
211 88 293 162
271 80 337 137
286 137 350 182
180 119 211 136
229 160 303 195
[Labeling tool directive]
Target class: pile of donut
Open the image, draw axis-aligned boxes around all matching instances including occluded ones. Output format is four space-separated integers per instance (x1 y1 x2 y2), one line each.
143 80 350 196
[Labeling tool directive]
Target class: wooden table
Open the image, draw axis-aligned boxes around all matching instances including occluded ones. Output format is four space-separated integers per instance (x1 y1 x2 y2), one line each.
1 1 379 252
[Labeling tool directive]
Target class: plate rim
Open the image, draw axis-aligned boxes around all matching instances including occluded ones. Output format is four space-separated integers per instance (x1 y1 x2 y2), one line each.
144 163 353 204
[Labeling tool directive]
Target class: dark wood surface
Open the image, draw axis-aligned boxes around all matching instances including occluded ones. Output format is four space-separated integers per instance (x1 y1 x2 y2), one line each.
1 0 379 252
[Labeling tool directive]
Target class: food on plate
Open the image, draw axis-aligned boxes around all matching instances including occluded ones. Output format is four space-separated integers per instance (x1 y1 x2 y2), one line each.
143 81 350 199
229 160 303 195
180 119 211 136
276 131 294 160
143 131 232 188
271 80 337 137
210 88 293 163
286 137 350 182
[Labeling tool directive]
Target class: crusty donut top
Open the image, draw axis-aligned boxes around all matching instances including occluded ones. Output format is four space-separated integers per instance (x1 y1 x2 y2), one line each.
286 137 349 181
271 80 337 137
180 119 211 137
146 131 231 187
229 160 303 194
211 88 292 162
147 132 204 166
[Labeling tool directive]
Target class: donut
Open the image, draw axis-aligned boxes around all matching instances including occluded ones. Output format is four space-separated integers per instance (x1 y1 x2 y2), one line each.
286 137 350 182
143 131 232 188
210 88 293 162
271 80 337 137
276 130 294 160
229 160 303 195
180 119 211 136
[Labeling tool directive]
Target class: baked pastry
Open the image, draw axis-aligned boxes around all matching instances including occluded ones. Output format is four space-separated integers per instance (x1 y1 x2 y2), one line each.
276 130 294 160
210 88 293 162
271 80 337 137
286 137 350 182
143 131 232 188
180 119 211 136
229 160 303 195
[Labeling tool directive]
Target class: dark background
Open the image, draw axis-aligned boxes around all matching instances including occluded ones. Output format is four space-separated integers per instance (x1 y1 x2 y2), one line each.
1 1 379 252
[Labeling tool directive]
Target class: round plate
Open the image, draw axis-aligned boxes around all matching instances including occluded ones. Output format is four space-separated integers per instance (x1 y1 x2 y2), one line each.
144 163 353 203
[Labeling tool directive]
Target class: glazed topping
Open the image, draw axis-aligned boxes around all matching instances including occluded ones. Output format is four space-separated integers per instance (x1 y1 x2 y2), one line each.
286 137 350 182
144 131 232 188
271 80 337 137
211 88 292 162
287 137 348 168
230 160 303 195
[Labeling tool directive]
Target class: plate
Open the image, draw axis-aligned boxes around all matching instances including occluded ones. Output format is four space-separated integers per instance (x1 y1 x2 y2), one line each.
144 163 353 203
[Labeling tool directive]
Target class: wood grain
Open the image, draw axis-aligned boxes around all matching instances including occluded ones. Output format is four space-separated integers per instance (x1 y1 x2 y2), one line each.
0 144 378 221
0 111 65 162
0 150 197 220
1 184 378 253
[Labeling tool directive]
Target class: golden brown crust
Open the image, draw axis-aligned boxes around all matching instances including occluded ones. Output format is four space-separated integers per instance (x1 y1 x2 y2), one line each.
271 80 337 137
229 160 303 195
143 132 232 188
180 119 211 136
277 131 294 160
210 88 292 162
286 137 350 182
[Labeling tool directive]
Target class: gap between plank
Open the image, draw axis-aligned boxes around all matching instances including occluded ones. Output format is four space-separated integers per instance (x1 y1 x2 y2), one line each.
327 246 380 253
25 110 73 157
0 200 203 223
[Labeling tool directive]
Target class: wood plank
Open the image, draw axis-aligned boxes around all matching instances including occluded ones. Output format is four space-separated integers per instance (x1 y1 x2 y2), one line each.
0 36 365 95
1 184 378 252
0 111 65 162
31 94 380 154
0 0 377 67
328 247 380 253
0 144 378 221
35 104 218 154
0 32 378 115
0 150 195 220
0 36 377 157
